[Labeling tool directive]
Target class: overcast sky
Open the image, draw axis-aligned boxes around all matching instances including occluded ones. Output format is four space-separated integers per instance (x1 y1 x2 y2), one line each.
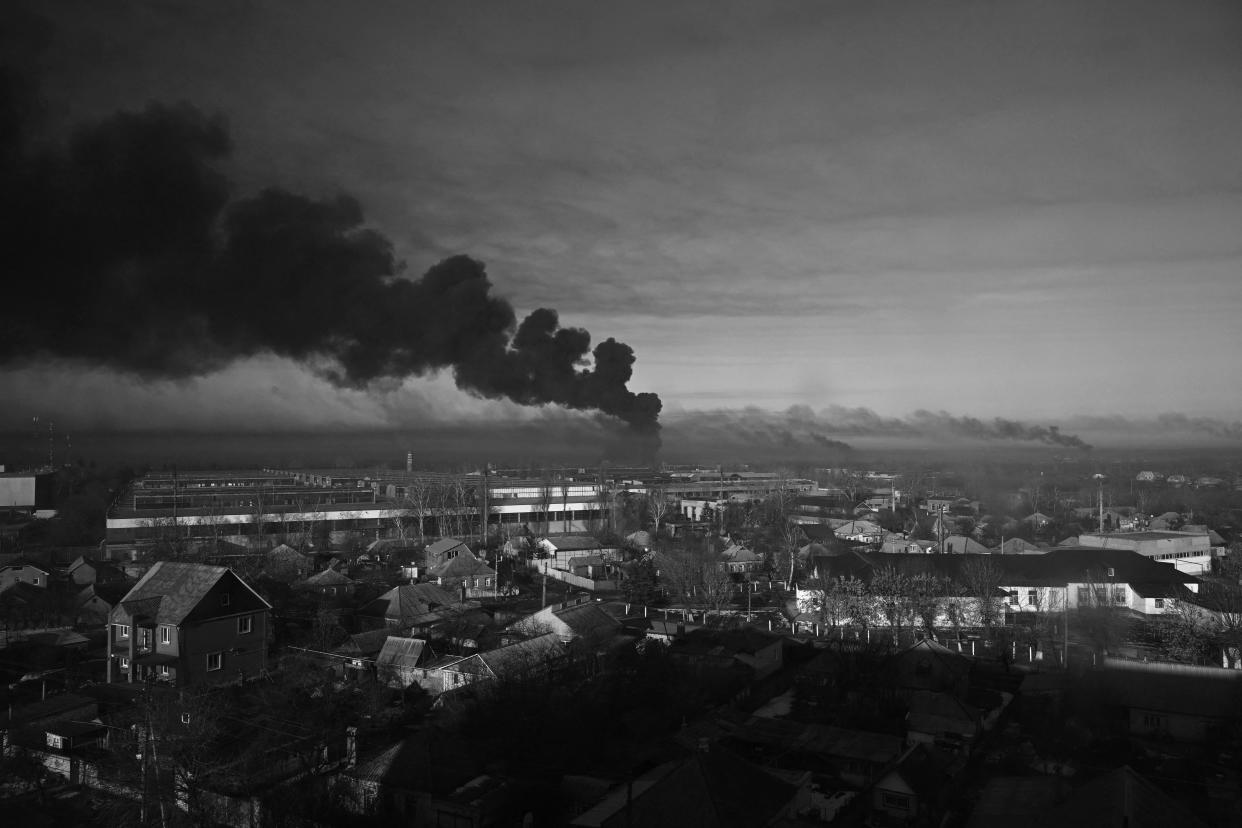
4 0 1241 440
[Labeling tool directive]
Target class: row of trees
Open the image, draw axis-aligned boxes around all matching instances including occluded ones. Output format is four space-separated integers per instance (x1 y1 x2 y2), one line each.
800 558 1010 640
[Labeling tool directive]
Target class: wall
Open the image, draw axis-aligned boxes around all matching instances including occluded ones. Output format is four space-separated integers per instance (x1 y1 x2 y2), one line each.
180 612 267 686
0 474 50 509
1128 708 1211 742
543 567 617 593
0 563 48 590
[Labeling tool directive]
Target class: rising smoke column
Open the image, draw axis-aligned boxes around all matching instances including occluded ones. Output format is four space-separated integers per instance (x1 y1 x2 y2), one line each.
0 81 662 432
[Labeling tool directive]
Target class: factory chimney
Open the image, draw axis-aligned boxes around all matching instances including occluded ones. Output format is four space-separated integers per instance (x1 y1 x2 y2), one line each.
406 451 413 473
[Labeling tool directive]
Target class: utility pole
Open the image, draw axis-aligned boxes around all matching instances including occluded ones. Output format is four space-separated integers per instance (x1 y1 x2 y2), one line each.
1094 474 1106 533
480 462 489 545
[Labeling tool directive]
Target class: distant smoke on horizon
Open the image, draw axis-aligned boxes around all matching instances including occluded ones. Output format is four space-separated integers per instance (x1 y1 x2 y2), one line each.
1069 413 1242 442
669 406 1093 451
0 62 662 434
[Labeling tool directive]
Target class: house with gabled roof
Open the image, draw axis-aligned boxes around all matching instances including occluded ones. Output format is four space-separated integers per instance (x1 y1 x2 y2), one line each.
940 535 990 554
870 744 952 825
536 535 617 570
75 581 132 626
890 639 972 698
996 538 1046 555
358 583 473 629
834 520 883 544
905 690 983 752
425 537 472 569
106 561 271 686
67 555 127 586
0 558 50 592
669 627 785 681
428 549 497 598
439 632 565 692
294 566 357 598
375 636 428 688
507 598 622 650
721 541 764 574
263 543 313 581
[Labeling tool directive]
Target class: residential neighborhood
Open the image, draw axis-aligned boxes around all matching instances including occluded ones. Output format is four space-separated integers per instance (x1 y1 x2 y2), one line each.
2 455 1242 826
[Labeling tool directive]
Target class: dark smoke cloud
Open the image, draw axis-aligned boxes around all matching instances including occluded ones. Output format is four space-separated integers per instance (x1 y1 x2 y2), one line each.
0 68 661 433
905 410 1092 449
1070 413 1242 443
1154 413 1242 441
710 406 1092 450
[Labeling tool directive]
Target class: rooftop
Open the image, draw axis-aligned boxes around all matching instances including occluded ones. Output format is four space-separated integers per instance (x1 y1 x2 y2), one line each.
111 561 270 625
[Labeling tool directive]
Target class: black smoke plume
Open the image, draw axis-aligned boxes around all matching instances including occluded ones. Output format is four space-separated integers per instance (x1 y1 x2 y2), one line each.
779 406 1091 449
0 74 661 433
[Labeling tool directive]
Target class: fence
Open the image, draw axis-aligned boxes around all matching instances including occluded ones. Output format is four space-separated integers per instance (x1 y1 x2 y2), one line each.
542 567 617 592
1102 654 1242 676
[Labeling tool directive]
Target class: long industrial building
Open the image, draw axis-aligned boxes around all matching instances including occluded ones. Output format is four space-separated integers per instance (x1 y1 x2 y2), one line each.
105 468 621 553
104 465 817 556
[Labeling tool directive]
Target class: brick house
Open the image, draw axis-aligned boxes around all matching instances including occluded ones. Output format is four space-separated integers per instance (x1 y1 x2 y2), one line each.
107 561 271 687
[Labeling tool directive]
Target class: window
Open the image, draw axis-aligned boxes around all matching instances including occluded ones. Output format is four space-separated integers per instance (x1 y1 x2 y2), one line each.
160 665 170 677
1107 567 1115 577
207 652 223 671
32 577 40 585
1113 587 1126 604
1077 587 1090 605
221 593 231 608
1143 713 1165 729
1007 590 1019 606
120 657 130 670
1154 598 1165 609
1027 589 1038 606
881 791 911 811
238 615 253 635
161 626 171 645
181 713 191 725
118 624 130 639
140 629 150 648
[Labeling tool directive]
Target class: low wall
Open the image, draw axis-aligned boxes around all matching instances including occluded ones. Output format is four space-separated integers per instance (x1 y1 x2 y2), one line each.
543 568 616 592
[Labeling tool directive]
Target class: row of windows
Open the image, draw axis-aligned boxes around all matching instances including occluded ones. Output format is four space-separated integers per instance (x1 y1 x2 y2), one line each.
117 657 172 678
119 653 227 673
1006 587 1147 607
117 615 254 640
1076 586 1128 604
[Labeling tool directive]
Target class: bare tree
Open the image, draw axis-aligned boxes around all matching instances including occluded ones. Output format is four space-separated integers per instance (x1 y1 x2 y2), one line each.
871 565 914 638
646 483 672 536
399 479 433 545
1074 567 1131 656
910 572 951 638
1187 560 1242 667
812 574 869 627
659 547 734 616
961 556 1004 635
834 469 871 511
537 475 555 536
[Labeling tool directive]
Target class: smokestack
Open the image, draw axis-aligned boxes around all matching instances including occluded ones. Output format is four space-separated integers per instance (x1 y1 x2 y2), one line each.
406 451 413 473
